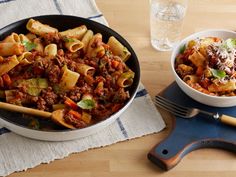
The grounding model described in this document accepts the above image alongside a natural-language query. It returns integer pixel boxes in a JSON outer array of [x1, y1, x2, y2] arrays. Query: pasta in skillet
[[175, 37, 236, 96], [0, 19, 135, 129]]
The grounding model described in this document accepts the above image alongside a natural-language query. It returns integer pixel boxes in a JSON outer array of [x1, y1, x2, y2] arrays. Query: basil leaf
[[77, 99, 96, 110], [179, 44, 186, 54], [223, 38, 236, 49], [22, 41, 37, 51], [210, 69, 226, 79], [63, 37, 75, 43]]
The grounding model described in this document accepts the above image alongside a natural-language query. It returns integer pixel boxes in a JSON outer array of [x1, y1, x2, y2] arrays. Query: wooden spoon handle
[[0, 102, 52, 118]]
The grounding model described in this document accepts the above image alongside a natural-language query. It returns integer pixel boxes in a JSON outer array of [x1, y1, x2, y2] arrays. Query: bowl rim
[[0, 14, 141, 133], [171, 29, 236, 100]]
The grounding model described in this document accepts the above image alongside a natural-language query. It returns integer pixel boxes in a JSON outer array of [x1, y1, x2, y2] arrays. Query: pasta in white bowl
[[171, 29, 236, 107]]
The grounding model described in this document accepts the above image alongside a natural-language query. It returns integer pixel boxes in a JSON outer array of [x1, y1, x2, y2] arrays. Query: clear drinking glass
[[150, 0, 188, 51]]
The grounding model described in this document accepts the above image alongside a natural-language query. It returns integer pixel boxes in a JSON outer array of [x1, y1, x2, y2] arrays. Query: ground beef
[[64, 113, 87, 128], [79, 82, 93, 93], [176, 64, 194, 78], [91, 107, 111, 120], [42, 87, 58, 105], [32, 65, 44, 77], [63, 57, 78, 71], [55, 55, 65, 67], [37, 87, 58, 111], [67, 87, 81, 102], [37, 97, 47, 110], [84, 57, 99, 68], [42, 33, 63, 48], [112, 88, 129, 103], [27, 95, 39, 103], [46, 64, 61, 83]]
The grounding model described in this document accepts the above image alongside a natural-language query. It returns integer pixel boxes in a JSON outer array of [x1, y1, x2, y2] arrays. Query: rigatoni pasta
[[117, 71, 135, 88], [26, 19, 58, 36], [0, 42, 24, 56], [59, 67, 80, 91], [17, 51, 32, 62], [59, 25, 87, 39], [76, 63, 95, 76], [0, 55, 19, 76], [44, 44, 57, 57], [86, 33, 103, 58], [81, 30, 93, 53], [0, 18, 135, 129], [33, 38, 44, 52], [3, 33, 20, 43], [107, 36, 131, 62], [64, 38, 84, 52], [19, 34, 30, 43]]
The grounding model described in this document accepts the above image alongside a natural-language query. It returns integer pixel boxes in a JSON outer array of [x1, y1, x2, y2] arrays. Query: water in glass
[[150, 0, 187, 51]]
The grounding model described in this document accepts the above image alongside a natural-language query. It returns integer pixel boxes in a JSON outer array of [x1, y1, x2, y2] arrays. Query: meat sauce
[[0, 28, 134, 129]]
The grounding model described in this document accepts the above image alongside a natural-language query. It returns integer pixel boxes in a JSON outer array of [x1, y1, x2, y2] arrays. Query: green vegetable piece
[[17, 78, 48, 88], [179, 45, 186, 54], [27, 87, 41, 96], [38, 78, 48, 88], [77, 99, 96, 110], [210, 69, 226, 79], [16, 78, 48, 96], [22, 41, 37, 51], [53, 84, 61, 94], [225, 38, 236, 49], [63, 37, 75, 43]]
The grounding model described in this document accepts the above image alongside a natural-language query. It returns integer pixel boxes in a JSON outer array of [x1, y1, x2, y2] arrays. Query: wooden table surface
[[10, 0, 236, 176]]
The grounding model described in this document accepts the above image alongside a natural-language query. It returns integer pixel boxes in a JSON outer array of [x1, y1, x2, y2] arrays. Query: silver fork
[[155, 95, 236, 127]]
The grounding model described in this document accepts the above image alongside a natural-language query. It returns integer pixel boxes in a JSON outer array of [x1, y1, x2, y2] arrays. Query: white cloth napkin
[[0, 0, 165, 176]]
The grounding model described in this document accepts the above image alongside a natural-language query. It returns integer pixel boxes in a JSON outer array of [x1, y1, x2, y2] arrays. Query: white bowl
[[171, 29, 236, 107]]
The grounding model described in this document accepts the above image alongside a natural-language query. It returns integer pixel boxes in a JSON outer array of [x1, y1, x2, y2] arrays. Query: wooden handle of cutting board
[[147, 137, 236, 170]]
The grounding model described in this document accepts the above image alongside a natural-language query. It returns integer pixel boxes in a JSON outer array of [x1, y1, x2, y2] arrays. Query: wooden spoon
[[0, 102, 75, 129]]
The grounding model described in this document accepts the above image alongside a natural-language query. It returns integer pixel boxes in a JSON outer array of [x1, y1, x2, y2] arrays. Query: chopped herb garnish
[[22, 41, 37, 51], [77, 99, 96, 110], [210, 68, 226, 79], [63, 37, 75, 43], [223, 38, 236, 49], [179, 45, 186, 54]]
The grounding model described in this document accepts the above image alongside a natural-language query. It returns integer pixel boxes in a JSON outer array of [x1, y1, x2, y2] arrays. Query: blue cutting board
[[148, 82, 236, 170]]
